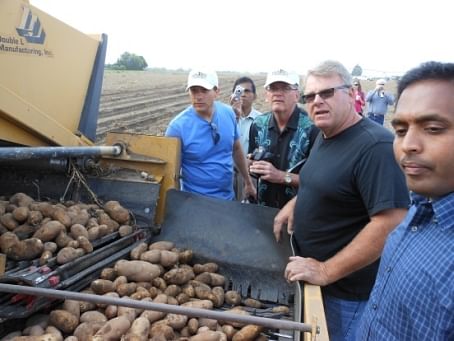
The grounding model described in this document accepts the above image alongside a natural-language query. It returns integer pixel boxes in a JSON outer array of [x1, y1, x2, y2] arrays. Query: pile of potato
[[0, 240, 290, 341], [0, 193, 134, 265]]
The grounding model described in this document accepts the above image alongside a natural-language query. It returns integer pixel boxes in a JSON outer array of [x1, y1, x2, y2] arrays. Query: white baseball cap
[[376, 79, 386, 86], [186, 69, 218, 91], [264, 69, 300, 88]]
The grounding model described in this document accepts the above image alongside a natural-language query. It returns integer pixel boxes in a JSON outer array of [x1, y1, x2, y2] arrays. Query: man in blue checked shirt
[[357, 61, 454, 340]]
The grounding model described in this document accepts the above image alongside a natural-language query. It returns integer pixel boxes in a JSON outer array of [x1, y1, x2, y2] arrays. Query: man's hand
[[249, 160, 283, 183], [284, 256, 331, 286], [273, 197, 296, 242], [243, 177, 257, 201], [230, 96, 243, 120]]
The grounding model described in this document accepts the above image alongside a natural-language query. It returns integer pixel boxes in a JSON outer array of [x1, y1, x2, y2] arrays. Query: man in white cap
[[165, 68, 256, 201], [248, 69, 317, 208], [365, 79, 395, 125]]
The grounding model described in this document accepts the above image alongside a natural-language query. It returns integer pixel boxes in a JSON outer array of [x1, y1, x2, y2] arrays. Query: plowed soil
[[96, 70, 267, 143]]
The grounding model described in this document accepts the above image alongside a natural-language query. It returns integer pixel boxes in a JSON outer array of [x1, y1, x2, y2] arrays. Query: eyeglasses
[[210, 122, 220, 145], [265, 84, 299, 92], [302, 84, 351, 104]]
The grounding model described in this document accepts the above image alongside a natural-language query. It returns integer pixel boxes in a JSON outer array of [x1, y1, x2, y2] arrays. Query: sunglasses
[[210, 122, 220, 145], [353, 83, 359, 86], [265, 84, 299, 92], [302, 84, 351, 104]]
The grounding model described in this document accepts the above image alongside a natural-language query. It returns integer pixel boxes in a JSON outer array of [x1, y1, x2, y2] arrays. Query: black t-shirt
[[293, 118, 409, 300]]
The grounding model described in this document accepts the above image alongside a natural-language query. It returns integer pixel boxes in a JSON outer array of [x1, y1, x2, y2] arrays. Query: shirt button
[[386, 267, 392, 273], [372, 303, 378, 310], [411, 225, 418, 232]]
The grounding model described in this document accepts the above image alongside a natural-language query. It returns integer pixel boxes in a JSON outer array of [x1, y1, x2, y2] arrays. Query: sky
[[31, 0, 453, 77]]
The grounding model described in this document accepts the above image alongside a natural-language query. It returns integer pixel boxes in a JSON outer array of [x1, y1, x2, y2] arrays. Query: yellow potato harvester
[[0, 1, 328, 339]]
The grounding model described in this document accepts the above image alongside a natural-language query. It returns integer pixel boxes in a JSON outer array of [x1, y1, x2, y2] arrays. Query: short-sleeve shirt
[[293, 118, 410, 300], [248, 106, 315, 208], [165, 101, 239, 200]]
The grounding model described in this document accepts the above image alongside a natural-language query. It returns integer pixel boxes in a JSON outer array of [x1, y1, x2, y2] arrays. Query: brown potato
[[242, 298, 262, 309], [182, 300, 213, 310], [159, 250, 179, 267], [190, 330, 226, 341], [77, 236, 93, 253], [178, 249, 193, 264], [91, 279, 115, 295], [80, 311, 107, 324], [51, 207, 71, 227], [27, 210, 44, 226], [70, 224, 89, 240], [130, 242, 148, 260], [49, 310, 79, 334], [119, 224, 134, 237], [115, 260, 161, 282], [232, 325, 262, 341], [224, 291, 242, 306], [148, 240, 174, 251], [55, 231, 73, 248], [92, 316, 131, 341], [140, 249, 161, 263], [62, 299, 81, 318], [73, 321, 104, 341], [12, 206, 29, 223], [0, 212, 18, 230], [9, 192, 34, 207], [117, 282, 138, 297], [163, 267, 195, 285], [100, 267, 117, 281], [56, 247, 79, 264], [193, 263, 219, 274], [123, 316, 150, 341], [104, 201, 130, 224]]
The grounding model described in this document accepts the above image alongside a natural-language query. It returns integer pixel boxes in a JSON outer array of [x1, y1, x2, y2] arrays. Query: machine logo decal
[[16, 6, 46, 44]]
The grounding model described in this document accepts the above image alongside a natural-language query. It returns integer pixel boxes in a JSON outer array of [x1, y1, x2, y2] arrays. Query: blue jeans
[[367, 113, 385, 125], [323, 294, 367, 341]]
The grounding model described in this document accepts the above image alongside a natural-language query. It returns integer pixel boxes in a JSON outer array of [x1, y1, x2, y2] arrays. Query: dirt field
[[96, 70, 395, 143], [96, 70, 267, 143]]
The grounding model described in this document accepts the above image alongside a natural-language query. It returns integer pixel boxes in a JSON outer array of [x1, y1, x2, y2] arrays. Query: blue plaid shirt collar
[[410, 191, 454, 231]]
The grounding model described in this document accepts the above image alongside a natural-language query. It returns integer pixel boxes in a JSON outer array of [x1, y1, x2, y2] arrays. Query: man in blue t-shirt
[[165, 69, 256, 201]]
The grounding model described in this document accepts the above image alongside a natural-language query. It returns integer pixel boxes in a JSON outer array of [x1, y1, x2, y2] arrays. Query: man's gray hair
[[305, 60, 352, 86]]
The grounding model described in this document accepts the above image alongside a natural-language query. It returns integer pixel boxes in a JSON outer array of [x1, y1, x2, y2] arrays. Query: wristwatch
[[284, 172, 292, 185]]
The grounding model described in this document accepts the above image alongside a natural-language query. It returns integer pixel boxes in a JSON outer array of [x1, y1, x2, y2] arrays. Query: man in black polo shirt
[[273, 61, 409, 341], [248, 69, 317, 208]]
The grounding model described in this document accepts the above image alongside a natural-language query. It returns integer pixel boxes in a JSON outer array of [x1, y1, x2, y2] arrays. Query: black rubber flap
[[157, 189, 294, 305]]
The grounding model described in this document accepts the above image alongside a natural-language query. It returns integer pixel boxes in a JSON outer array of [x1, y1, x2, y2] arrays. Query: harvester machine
[[0, 1, 328, 339]]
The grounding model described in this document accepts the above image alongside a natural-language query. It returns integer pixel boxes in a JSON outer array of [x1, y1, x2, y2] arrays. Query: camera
[[231, 85, 245, 102], [249, 146, 274, 178]]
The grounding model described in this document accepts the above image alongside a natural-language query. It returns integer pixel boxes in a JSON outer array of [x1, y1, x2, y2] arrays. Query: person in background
[[248, 69, 317, 208], [274, 60, 409, 341], [366, 78, 395, 125], [165, 68, 256, 201], [353, 78, 366, 116], [230, 77, 262, 201], [357, 61, 454, 341]]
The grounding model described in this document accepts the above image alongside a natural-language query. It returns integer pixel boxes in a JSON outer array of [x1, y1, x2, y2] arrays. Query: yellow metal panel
[[104, 132, 181, 225], [0, 85, 91, 146], [304, 284, 329, 341], [0, 0, 99, 146]]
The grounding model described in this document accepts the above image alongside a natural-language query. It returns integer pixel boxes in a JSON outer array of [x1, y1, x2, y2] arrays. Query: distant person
[[248, 69, 317, 208], [165, 68, 256, 201], [357, 61, 454, 340], [274, 60, 409, 341], [229, 77, 262, 201], [353, 78, 366, 115], [366, 79, 394, 125]]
